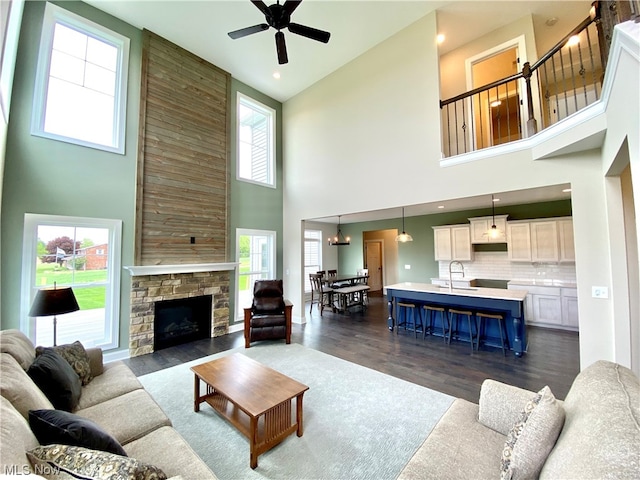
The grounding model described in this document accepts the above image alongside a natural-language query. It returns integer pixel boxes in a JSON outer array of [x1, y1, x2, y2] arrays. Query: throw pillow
[[27, 349, 82, 412], [500, 385, 565, 480], [37, 341, 93, 385], [27, 444, 167, 480], [29, 409, 127, 456]]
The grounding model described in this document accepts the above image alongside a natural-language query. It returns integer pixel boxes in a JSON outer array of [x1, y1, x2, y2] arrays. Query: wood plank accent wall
[[136, 30, 230, 265]]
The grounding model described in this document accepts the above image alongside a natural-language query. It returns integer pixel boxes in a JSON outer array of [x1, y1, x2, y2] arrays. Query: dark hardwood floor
[[124, 293, 580, 403]]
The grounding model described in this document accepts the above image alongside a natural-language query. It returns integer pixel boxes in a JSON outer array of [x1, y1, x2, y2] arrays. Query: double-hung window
[[237, 93, 275, 187], [304, 230, 322, 293], [31, 2, 129, 154]]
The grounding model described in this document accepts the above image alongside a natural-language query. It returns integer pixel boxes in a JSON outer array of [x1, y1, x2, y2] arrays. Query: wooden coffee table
[[191, 353, 309, 469]]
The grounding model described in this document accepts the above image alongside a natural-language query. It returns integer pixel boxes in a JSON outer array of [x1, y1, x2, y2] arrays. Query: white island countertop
[[384, 282, 528, 302]]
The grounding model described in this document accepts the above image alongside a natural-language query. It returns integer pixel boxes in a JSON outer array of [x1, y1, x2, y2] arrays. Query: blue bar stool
[[447, 308, 477, 354], [396, 301, 422, 338], [422, 305, 448, 342], [476, 311, 510, 356]]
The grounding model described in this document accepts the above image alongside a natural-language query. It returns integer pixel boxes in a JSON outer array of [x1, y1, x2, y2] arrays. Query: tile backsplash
[[437, 251, 577, 283]]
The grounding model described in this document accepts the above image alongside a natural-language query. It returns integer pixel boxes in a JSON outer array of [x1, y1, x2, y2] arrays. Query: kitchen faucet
[[448, 260, 465, 292]]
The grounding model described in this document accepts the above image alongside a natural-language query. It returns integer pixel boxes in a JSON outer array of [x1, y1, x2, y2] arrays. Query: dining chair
[[309, 273, 334, 315]]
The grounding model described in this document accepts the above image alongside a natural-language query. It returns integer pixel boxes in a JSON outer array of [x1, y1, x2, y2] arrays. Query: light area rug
[[138, 343, 454, 480]]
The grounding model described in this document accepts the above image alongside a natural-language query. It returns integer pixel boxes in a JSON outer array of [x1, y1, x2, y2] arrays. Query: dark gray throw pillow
[[27, 348, 81, 412], [29, 409, 127, 456]]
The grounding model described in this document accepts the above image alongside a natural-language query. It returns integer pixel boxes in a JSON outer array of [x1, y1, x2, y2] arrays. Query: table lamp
[[28, 282, 79, 346]]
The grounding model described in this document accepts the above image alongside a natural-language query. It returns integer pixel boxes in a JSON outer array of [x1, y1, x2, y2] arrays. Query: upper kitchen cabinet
[[507, 217, 575, 263], [469, 215, 509, 243], [433, 225, 473, 261]]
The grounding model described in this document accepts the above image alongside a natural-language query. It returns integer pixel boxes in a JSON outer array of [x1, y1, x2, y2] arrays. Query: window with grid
[[237, 93, 275, 187], [304, 230, 322, 293], [31, 2, 129, 153]]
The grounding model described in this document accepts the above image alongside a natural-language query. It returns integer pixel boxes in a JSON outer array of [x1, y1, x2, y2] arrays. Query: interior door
[[365, 241, 383, 292]]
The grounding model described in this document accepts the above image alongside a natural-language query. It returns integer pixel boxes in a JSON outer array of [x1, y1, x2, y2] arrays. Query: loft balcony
[[439, 1, 639, 160]]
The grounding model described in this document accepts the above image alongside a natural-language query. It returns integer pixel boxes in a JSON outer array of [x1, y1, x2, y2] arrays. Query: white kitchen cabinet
[[508, 282, 578, 331], [561, 288, 579, 328], [433, 225, 473, 261], [558, 218, 575, 262], [507, 222, 532, 261], [469, 215, 508, 243], [530, 221, 559, 262]]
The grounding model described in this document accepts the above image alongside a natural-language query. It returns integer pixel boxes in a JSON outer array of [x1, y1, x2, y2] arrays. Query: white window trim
[[304, 229, 323, 294], [236, 92, 276, 188], [235, 228, 276, 321], [1, 0, 25, 122], [30, 2, 130, 154], [20, 214, 122, 350]]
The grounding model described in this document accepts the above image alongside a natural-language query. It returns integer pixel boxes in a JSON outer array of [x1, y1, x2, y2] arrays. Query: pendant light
[[328, 215, 350, 246], [487, 194, 501, 239], [395, 207, 413, 243]]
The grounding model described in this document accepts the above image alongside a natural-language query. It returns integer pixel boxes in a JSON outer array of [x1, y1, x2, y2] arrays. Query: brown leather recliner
[[243, 279, 292, 348]]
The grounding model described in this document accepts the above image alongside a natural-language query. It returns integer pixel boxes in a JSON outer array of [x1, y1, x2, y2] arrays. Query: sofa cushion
[[76, 389, 171, 445], [37, 341, 93, 385], [0, 353, 54, 419], [27, 349, 82, 412], [398, 398, 505, 479], [479, 379, 538, 436], [500, 386, 565, 480], [29, 409, 127, 456], [0, 329, 36, 370], [27, 444, 167, 480], [75, 361, 142, 410], [540, 360, 640, 479], [124, 426, 217, 479], [0, 396, 40, 475]]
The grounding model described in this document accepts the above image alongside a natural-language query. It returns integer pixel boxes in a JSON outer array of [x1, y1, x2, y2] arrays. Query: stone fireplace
[[124, 263, 237, 357]]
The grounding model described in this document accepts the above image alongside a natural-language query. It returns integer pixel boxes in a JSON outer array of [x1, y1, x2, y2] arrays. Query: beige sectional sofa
[[399, 359, 640, 479], [0, 329, 216, 479]]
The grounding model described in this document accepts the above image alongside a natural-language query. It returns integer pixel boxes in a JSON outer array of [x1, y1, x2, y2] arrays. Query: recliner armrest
[[478, 379, 536, 435], [85, 347, 104, 377]]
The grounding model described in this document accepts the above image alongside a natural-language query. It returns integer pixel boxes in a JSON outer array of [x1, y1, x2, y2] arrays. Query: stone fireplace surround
[[124, 263, 237, 357]]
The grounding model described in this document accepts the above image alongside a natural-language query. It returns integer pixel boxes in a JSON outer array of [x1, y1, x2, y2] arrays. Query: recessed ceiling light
[[562, 188, 572, 193], [437, 205, 445, 209], [545, 17, 558, 27], [273, 71, 281, 79], [492, 197, 500, 202], [490, 100, 502, 108], [437, 34, 445, 44]]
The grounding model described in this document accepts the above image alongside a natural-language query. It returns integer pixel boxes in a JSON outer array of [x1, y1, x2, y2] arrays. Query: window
[[236, 229, 275, 320], [21, 214, 122, 349], [31, 2, 129, 154], [304, 230, 322, 293], [237, 93, 275, 187]]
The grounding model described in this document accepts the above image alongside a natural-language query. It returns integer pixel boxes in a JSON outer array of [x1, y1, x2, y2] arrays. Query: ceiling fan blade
[[250, 0, 270, 16], [282, 0, 303, 16], [288, 23, 330, 43], [275, 31, 288, 65], [228, 24, 269, 39]]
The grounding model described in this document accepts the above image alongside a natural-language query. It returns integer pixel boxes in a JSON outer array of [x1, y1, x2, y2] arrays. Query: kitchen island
[[385, 282, 529, 357]]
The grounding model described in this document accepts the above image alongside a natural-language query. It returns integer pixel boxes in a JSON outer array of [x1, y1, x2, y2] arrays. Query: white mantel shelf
[[123, 262, 239, 276]]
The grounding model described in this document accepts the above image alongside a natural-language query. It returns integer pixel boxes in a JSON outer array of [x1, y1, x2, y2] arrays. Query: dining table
[[322, 273, 370, 313], [322, 273, 369, 287]]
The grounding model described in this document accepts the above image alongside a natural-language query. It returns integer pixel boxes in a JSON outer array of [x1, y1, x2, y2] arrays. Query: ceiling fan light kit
[[228, 0, 331, 65]]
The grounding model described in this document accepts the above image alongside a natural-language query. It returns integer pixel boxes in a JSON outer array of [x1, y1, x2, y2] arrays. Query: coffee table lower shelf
[[199, 386, 301, 468]]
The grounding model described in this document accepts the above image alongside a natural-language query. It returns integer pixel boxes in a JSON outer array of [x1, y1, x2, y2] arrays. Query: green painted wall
[[1, 2, 284, 340], [229, 78, 283, 323], [1, 1, 141, 351], [338, 199, 573, 283]]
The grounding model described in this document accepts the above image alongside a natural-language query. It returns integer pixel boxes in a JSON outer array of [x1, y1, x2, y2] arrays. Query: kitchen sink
[[439, 286, 478, 291]]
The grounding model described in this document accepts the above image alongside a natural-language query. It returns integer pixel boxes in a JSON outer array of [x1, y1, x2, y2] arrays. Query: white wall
[[283, 14, 639, 370]]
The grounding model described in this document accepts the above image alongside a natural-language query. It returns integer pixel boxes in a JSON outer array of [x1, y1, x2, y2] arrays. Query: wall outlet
[[405, 264, 411, 270], [592, 286, 609, 298]]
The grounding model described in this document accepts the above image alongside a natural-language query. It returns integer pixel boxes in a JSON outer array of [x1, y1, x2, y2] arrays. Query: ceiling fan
[[228, 0, 331, 65]]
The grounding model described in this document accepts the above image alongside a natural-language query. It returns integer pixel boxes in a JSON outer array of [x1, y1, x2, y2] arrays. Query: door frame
[[464, 35, 528, 148], [364, 239, 385, 292]]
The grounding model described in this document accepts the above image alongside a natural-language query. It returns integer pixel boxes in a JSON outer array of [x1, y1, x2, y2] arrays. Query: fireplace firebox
[[153, 295, 212, 350]]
